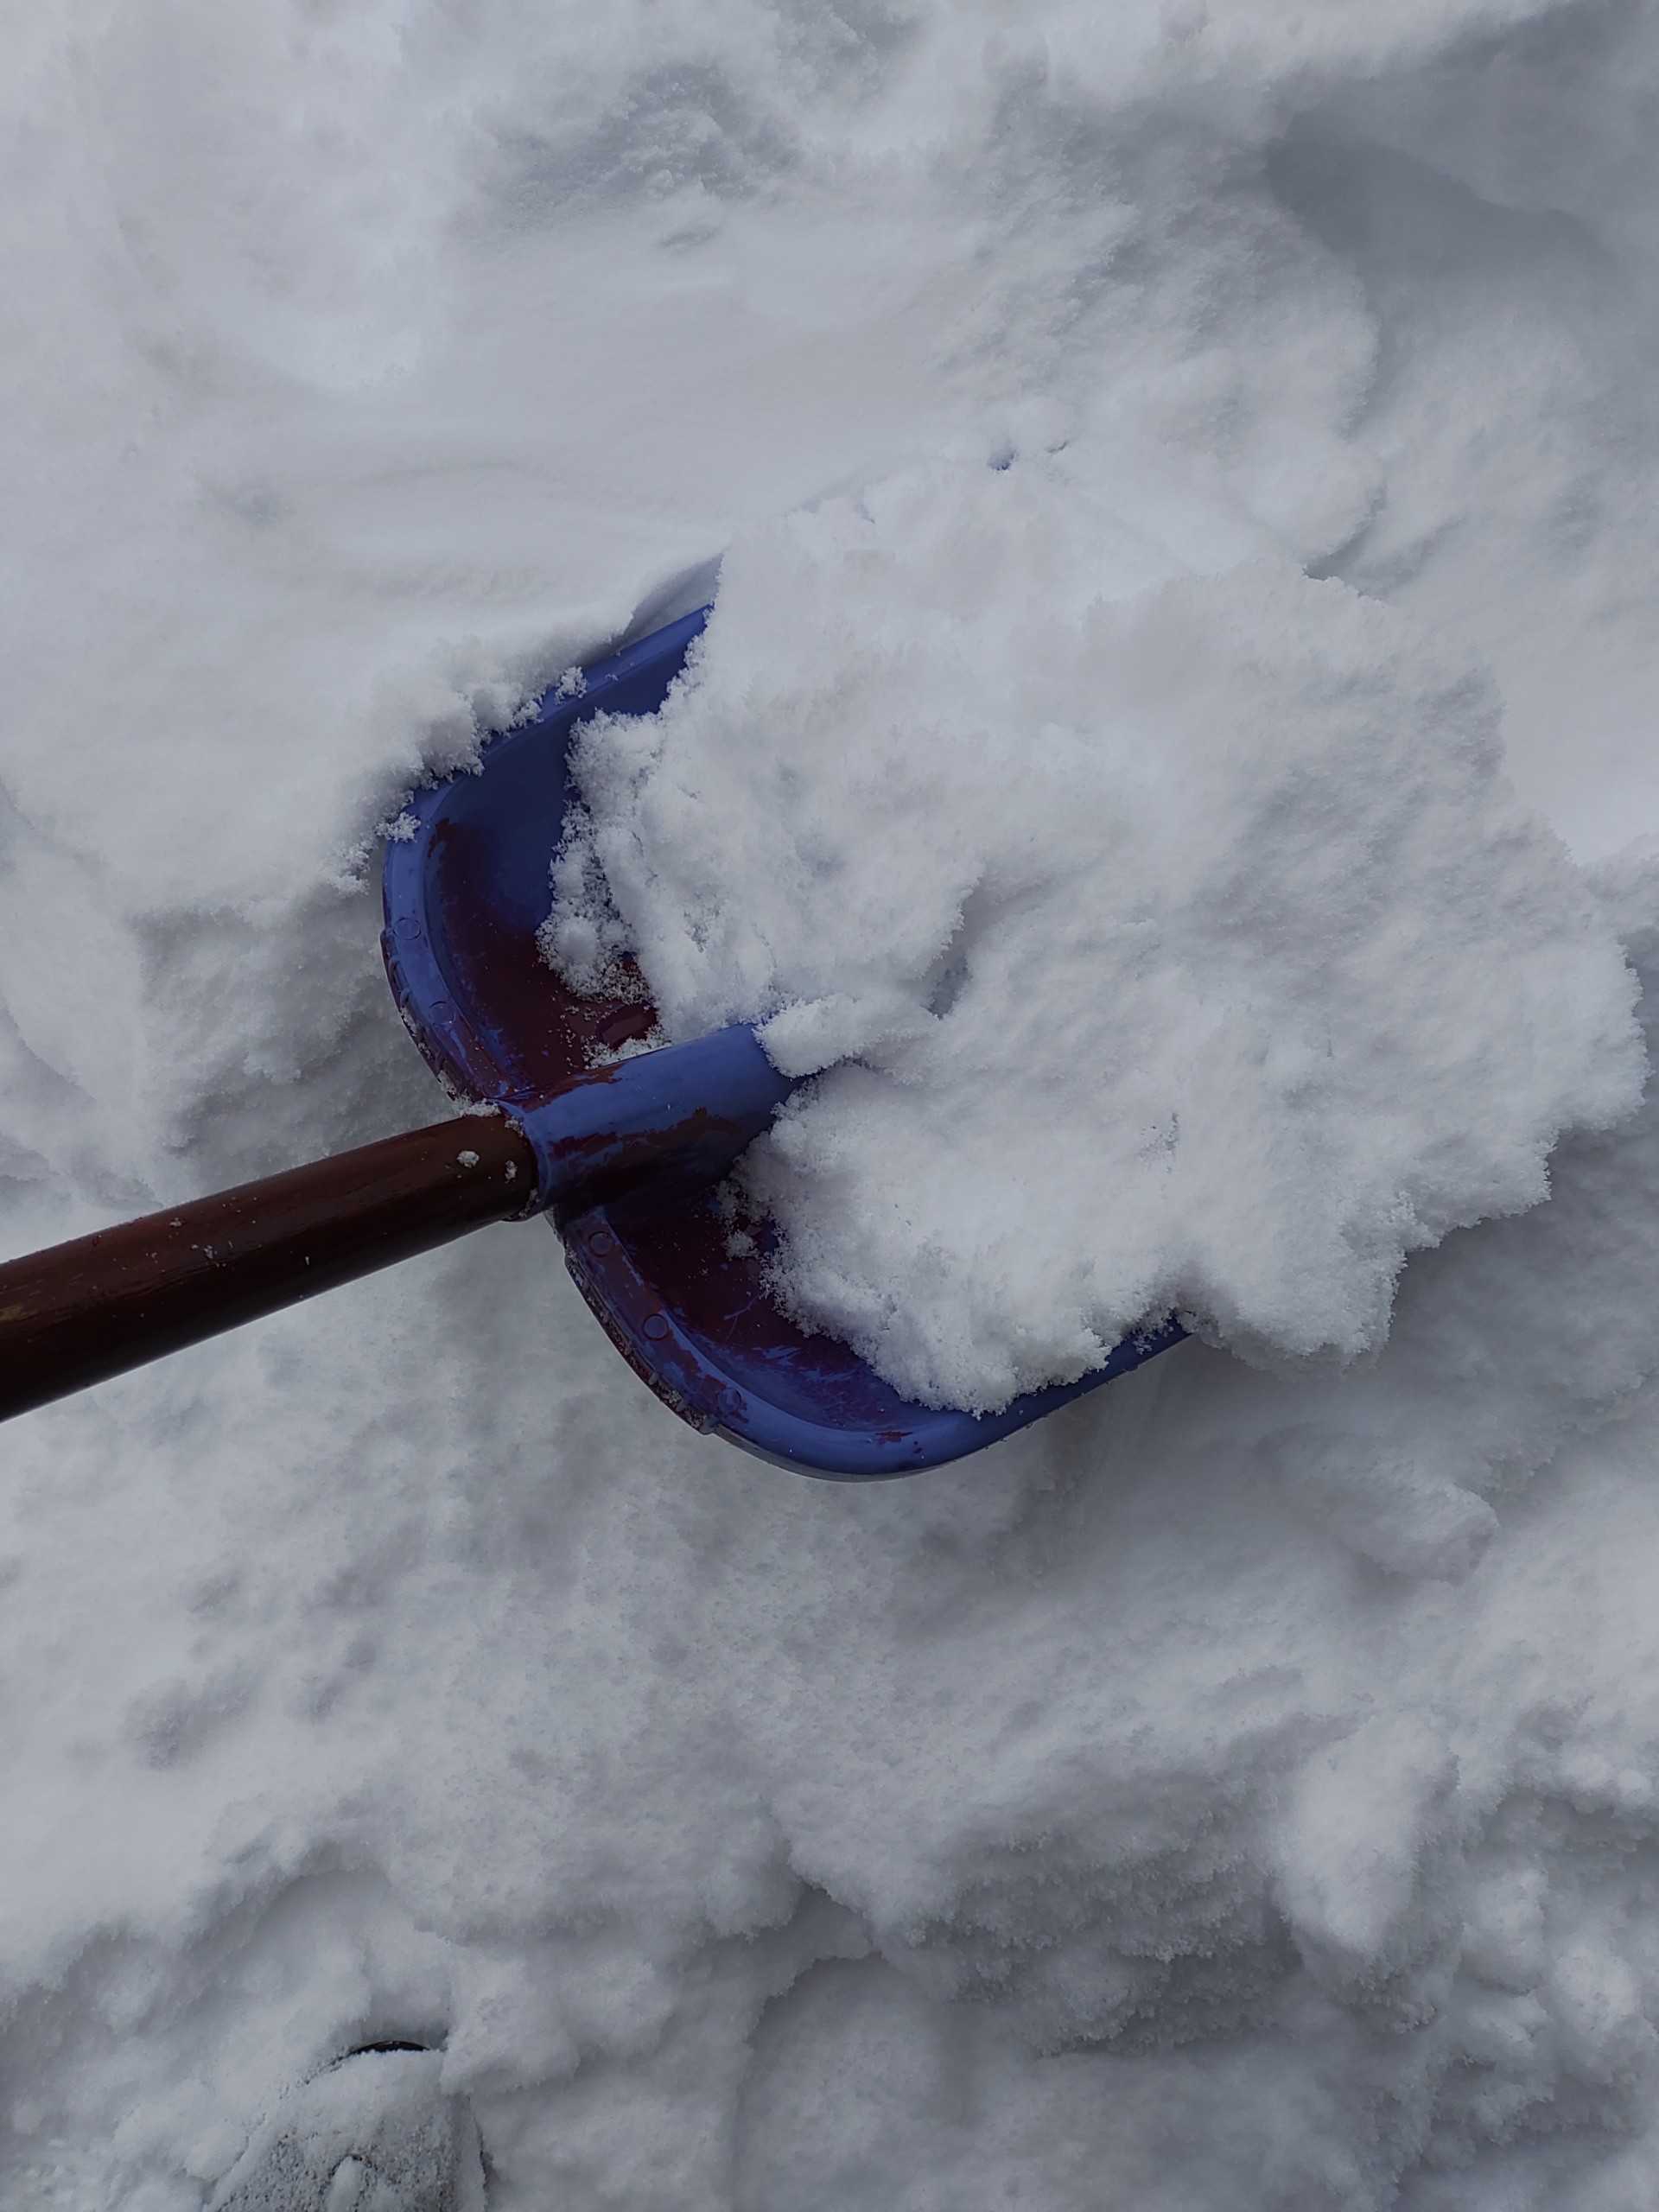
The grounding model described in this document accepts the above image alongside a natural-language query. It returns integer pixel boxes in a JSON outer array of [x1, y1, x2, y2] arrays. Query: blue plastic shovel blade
[[381, 611, 1185, 1478]]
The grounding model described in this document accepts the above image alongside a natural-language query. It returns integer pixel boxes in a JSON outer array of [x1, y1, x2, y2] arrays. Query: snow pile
[[547, 467, 1643, 1405], [7, 1, 1659, 2209]]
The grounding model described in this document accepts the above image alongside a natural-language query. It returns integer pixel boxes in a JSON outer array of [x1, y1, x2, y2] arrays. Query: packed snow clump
[[546, 466, 1643, 1407]]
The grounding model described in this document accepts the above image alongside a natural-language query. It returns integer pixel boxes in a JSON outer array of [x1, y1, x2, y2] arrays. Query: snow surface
[[7, 3, 1659, 2209], [544, 474, 1643, 1408]]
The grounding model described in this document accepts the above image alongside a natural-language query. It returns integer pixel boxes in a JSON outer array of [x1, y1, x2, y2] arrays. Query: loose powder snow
[[545, 467, 1643, 1408], [12, 1, 1659, 2207]]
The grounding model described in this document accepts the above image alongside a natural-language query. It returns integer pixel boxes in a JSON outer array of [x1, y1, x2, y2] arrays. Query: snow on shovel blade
[[382, 610, 1185, 1479]]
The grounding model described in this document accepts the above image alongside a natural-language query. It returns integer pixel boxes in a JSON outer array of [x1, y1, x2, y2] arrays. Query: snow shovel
[[0, 610, 1184, 1474]]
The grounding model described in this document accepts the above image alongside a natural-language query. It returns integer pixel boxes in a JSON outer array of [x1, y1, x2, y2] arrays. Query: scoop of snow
[[544, 461, 1644, 1409]]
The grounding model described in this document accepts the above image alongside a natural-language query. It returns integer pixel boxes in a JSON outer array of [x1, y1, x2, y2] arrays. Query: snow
[[544, 472, 1643, 1407], [207, 2047, 483, 2212], [6, 3, 1659, 2209]]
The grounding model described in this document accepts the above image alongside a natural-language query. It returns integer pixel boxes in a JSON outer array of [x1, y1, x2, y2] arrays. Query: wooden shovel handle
[[0, 1115, 537, 1422]]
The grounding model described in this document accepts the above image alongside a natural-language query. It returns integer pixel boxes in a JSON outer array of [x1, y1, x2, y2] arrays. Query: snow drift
[[5, 1, 1659, 2207]]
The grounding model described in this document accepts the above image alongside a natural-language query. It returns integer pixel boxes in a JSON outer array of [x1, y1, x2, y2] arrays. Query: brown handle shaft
[[0, 1115, 537, 1421]]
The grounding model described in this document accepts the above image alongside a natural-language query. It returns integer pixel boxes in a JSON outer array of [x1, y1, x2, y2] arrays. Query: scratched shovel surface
[[0, 610, 1184, 1472]]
